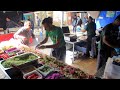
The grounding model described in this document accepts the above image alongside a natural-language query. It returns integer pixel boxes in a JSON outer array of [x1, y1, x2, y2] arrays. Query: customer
[[18, 20, 24, 26], [72, 15, 78, 33], [6, 17, 20, 33], [14, 20, 35, 46], [76, 19, 84, 32], [83, 14, 88, 25], [36, 17, 66, 61], [97, 15, 120, 70], [81, 16, 96, 58]]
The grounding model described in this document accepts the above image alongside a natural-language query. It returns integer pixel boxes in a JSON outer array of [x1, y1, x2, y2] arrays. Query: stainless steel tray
[[0, 52, 40, 71]]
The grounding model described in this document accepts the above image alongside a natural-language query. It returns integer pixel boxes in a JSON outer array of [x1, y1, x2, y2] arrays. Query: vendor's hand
[[35, 43, 41, 49], [37, 45, 46, 49]]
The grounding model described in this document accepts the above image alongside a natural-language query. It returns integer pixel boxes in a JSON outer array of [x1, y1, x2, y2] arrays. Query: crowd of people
[[72, 13, 120, 71], [2, 13, 120, 72]]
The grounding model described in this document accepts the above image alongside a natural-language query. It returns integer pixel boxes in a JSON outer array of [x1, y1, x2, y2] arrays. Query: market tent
[[86, 11, 100, 19]]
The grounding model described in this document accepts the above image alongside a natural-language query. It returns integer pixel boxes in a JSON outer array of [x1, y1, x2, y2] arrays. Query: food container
[[23, 70, 42, 79], [45, 71, 68, 79], [0, 53, 9, 60], [0, 45, 14, 51], [45, 71, 62, 79], [16, 51, 25, 55], [0, 69, 6, 79], [5, 48, 21, 57], [0, 49, 4, 54], [21, 65, 36, 74], [33, 63, 43, 68], [4, 47, 20, 53], [0, 58, 3, 61], [37, 65, 54, 77], [0, 52, 40, 70]]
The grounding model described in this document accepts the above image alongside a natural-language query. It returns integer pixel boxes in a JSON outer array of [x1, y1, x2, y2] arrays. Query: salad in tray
[[37, 65, 54, 76], [1, 53, 39, 68]]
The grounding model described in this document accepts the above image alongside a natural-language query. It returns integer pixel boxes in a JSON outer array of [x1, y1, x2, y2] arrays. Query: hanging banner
[[106, 11, 115, 17], [23, 12, 34, 21]]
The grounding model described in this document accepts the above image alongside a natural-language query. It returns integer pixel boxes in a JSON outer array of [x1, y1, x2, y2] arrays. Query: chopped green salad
[[2, 53, 38, 68]]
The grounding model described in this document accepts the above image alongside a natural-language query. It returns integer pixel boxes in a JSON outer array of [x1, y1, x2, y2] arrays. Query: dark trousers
[[51, 46, 66, 61], [97, 49, 107, 70], [86, 36, 93, 56], [97, 48, 116, 71]]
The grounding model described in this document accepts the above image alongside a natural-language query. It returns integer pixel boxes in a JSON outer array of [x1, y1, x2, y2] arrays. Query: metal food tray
[[0, 52, 40, 71], [0, 63, 11, 79]]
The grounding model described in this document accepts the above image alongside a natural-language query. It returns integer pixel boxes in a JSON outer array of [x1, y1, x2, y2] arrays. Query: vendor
[[80, 16, 96, 58], [97, 15, 120, 70], [13, 20, 35, 46], [6, 17, 20, 33], [36, 17, 66, 61]]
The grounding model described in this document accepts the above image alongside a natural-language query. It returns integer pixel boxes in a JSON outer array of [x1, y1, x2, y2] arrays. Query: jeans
[[51, 46, 66, 61]]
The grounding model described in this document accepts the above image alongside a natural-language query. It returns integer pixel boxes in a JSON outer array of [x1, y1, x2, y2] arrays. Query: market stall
[[0, 40, 94, 79]]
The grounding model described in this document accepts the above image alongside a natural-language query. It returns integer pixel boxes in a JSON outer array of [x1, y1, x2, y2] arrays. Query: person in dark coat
[[97, 15, 120, 70]]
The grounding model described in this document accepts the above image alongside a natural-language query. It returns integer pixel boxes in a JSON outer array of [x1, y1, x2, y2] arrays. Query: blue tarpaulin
[[96, 11, 120, 29]]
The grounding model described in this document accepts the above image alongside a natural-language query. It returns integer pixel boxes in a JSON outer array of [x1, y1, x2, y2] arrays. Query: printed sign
[[106, 11, 115, 17]]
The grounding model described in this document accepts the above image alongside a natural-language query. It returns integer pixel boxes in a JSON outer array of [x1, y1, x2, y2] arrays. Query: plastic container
[[0, 53, 9, 60], [21, 65, 36, 74], [45, 71, 64, 79], [23, 70, 42, 79], [37, 65, 54, 77], [4, 47, 19, 53], [5, 48, 21, 57], [0, 49, 4, 54]]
